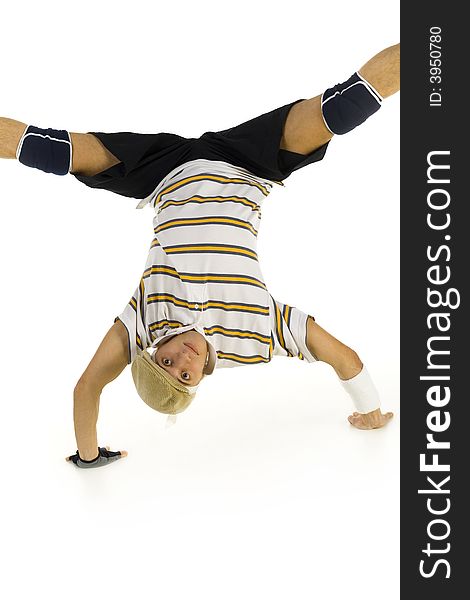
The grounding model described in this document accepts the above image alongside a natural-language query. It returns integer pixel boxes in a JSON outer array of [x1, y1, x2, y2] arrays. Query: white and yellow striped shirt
[[115, 159, 316, 368]]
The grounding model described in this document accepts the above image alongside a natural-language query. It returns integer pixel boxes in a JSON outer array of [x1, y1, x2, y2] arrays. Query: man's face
[[152, 330, 208, 386]]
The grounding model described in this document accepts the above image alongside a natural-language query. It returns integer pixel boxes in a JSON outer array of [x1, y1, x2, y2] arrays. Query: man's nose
[[178, 348, 193, 362]]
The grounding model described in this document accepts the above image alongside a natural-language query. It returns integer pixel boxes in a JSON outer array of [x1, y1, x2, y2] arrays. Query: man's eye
[[181, 372, 190, 381], [162, 358, 171, 366]]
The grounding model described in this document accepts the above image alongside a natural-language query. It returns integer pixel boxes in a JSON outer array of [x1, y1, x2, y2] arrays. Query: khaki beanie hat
[[131, 350, 196, 415]]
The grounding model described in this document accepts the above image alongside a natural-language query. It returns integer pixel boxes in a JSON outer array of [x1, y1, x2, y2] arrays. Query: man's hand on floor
[[348, 408, 394, 430], [66, 446, 128, 468]]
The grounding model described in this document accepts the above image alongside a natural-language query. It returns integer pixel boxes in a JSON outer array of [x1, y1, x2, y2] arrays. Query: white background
[[0, 1, 399, 598]]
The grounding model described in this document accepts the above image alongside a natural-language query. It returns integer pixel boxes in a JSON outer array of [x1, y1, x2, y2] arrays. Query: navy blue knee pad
[[321, 72, 383, 135], [16, 125, 72, 175]]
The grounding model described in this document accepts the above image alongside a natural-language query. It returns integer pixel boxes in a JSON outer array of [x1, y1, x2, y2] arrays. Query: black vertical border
[[401, 4, 466, 597]]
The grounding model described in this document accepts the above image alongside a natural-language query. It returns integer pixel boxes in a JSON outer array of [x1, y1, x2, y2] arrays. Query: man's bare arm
[[73, 320, 129, 460], [305, 318, 393, 429]]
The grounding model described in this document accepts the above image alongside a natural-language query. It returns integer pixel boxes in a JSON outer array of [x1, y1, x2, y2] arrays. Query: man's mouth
[[184, 343, 199, 355]]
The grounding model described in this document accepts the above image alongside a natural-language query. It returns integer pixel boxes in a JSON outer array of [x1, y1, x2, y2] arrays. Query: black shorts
[[73, 99, 330, 200]]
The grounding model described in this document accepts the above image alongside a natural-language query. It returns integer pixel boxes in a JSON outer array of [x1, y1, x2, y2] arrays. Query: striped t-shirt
[[115, 158, 316, 368]]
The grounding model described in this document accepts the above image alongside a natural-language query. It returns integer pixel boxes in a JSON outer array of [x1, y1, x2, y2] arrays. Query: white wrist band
[[340, 365, 381, 414]]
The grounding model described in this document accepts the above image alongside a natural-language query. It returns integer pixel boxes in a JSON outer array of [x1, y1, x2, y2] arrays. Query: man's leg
[[280, 43, 400, 155], [0, 116, 120, 176]]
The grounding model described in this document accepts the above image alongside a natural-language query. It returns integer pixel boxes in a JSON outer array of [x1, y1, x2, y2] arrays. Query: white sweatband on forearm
[[339, 365, 381, 414]]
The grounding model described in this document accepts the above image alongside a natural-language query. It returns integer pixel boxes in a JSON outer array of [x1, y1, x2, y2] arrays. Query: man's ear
[[202, 352, 210, 374]]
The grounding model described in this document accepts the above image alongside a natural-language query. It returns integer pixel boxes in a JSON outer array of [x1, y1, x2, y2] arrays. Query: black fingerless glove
[[69, 447, 123, 469]]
